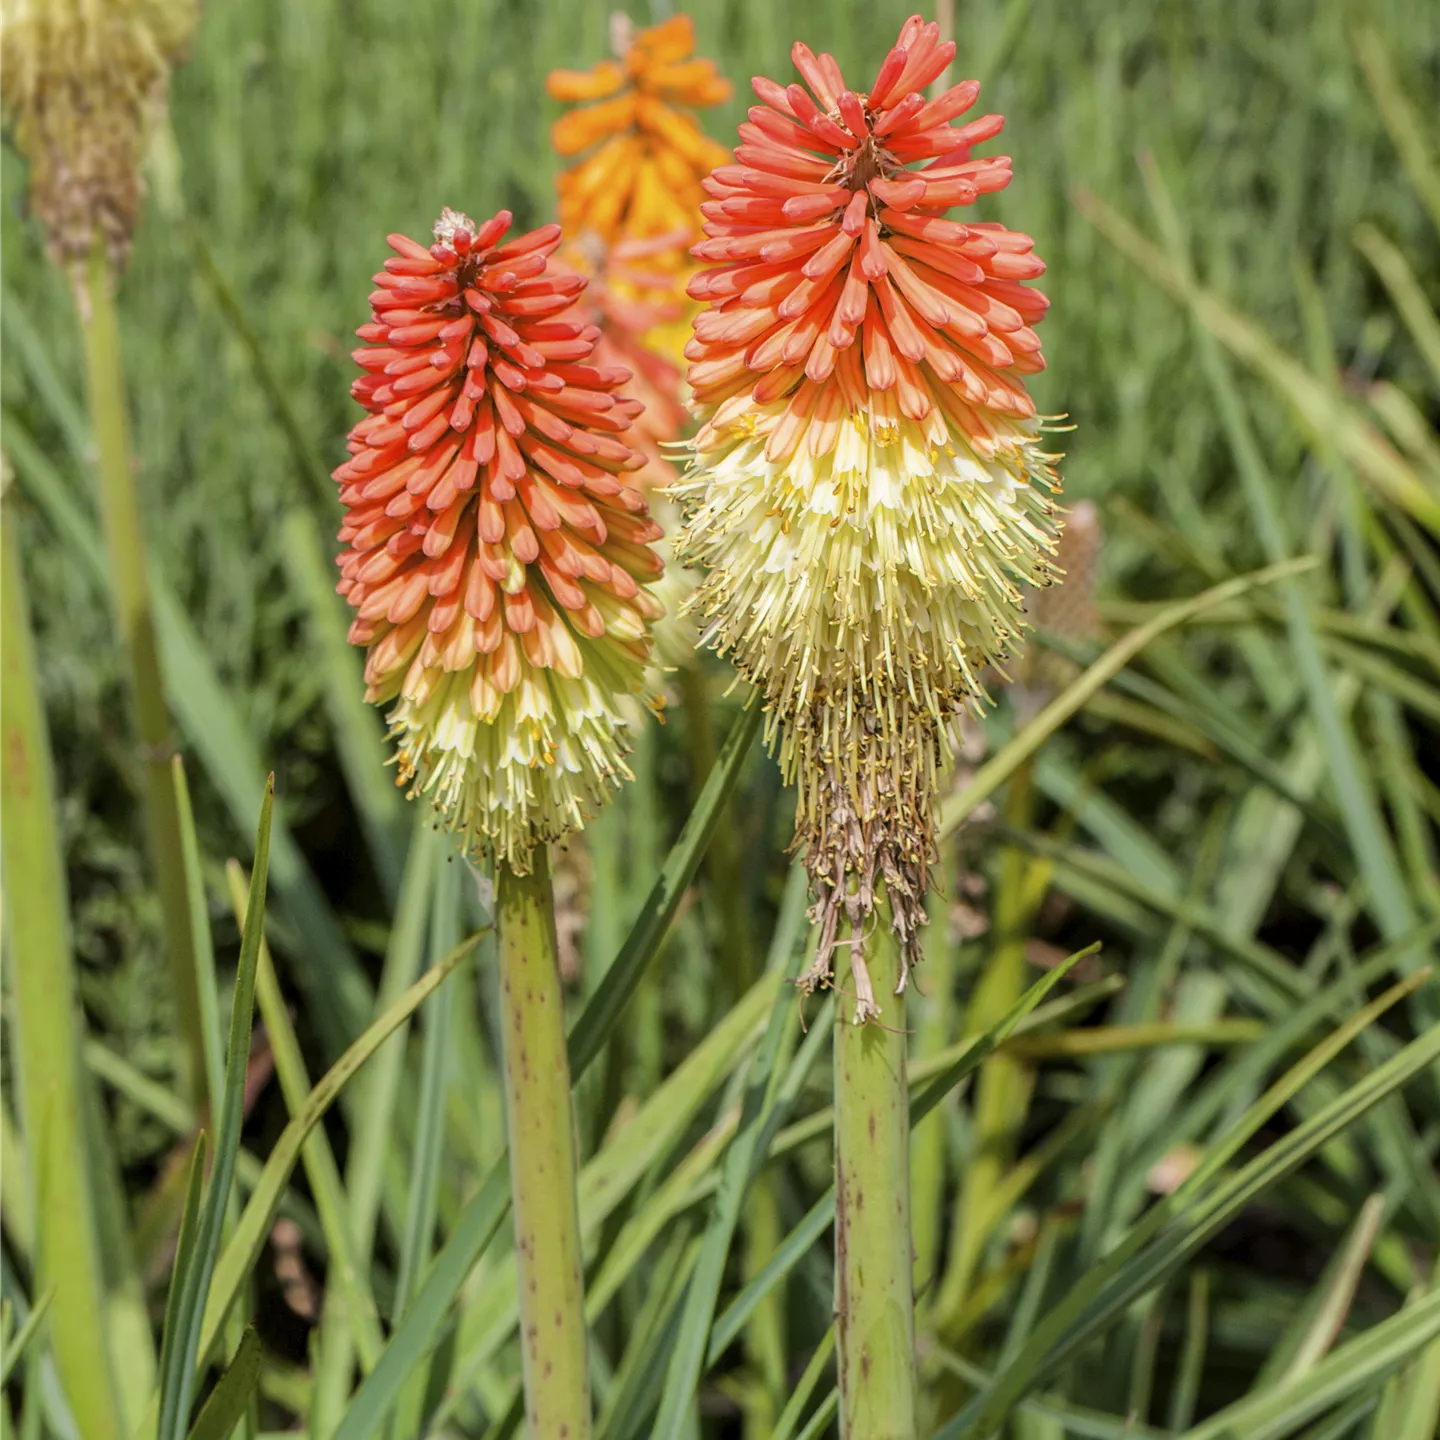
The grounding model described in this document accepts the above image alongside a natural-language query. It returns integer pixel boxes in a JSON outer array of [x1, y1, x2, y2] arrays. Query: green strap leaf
[[183, 1328, 261, 1440]]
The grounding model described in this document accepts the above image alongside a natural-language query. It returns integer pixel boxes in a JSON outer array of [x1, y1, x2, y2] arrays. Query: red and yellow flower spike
[[548, 14, 731, 247], [675, 16, 1064, 1011], [335, 207, 666, 872]]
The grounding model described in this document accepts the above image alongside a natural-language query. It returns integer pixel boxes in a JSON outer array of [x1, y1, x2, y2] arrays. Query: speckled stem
[[834, 899, 918, 1440], [497, 849, 591, 1440]]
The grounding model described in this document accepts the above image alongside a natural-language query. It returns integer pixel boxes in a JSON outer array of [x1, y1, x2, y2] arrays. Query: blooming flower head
[[1, 0, 197, 273], [335, 208, 665, 872], [674, 16, 1064, 1016]]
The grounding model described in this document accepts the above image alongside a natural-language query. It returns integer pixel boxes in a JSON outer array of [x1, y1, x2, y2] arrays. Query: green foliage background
[[2, 0, 1438, 1436]]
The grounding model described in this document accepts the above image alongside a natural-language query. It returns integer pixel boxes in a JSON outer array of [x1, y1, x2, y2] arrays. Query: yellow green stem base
[[497, 850, 592, 1439], [834, 907, 918, 1440]]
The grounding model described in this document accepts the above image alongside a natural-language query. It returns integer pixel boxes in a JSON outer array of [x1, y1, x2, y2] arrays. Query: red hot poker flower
[[335, 208, 665, 871], [674, 17, 1063, 1015], [686, 15, 1049, 462]]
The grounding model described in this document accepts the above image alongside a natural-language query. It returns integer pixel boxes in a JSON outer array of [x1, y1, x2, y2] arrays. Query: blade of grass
[[311, 815, 441, 1425], [697, 949, 1098, 1379], [223, 863, 386, 1372], [0, 494, 122, 1438], [946, 989, 1440, 1439], [570, 701, 764, 1071], [277, 509, 406, 902], [185, 1329, 262, 1440], [392, 848, 460, 1323], [156, 779, 274, 1440], [433, 973, 781, 1427], [1257, 1193, 1387, 1387], [1072, 188, 1439, 533], [80, 242, 208, 1112], [135, 928, 480, 1439], [940, 558, 1318, 838], [4, 413, 374, 1057], [1167, 1271, 1211, 1433], [1131, 155, 1425, 982], [1177, 1288, 1440, 1440], [155, 1138, 208, 1440], [772, 1330, 836, 1440], [171, 757, 224, 1120], [1351, 25, 1440, 234], [332, 701, 764, 1437], [652, 875, 806, 1434], [0, 1289, 54, 1388]]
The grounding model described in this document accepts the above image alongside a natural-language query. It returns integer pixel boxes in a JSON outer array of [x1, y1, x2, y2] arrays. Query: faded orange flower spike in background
[[548, 14, 732, 372], [675, 16, 1065, 1015], [548, 13, 731, 248], [335, 208, 666, 871]]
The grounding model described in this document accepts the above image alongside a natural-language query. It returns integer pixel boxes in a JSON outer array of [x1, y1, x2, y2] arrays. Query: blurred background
[[2, 0, 1438, 1435]]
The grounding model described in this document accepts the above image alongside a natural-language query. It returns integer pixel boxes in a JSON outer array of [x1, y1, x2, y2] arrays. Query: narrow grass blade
[[278, 509, 406, 902], [0, 1289, 54, 1388], [1258, 1192, 1387, 1387], [185, 1328, 262, 1440], [4, 414, 374, 1056], [0, 496, 122, 1437], [1076, 187, 1440, 532], [430, 975, 781, 1428], [156, 779, 274, 1440], [772, 1329, 836, 1440], [155, 1137, 208, 1432], [132, 929, 480, 1440], [948, 1009, 1440, 1439], [1352, 25, 1440, 234], [224, 862, 385, 1372], [701, 948, 1097, 1386], [940, 560, 1317, 837], [331, 702, 764, 1437], [569, 701, 763, 1072], [1177, 1288, 1440, 1440], [1167, 1270, 1211, 1433], [392, 852, 460, 1323], [171, 757, 224, 1120], [652, 950, 797, 1435]]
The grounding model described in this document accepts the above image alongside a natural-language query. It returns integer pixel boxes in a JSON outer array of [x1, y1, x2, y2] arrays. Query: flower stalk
[[80, 241, 208, 1112], [834, 900, 917, 1439], [496, 849, 592, 1439]]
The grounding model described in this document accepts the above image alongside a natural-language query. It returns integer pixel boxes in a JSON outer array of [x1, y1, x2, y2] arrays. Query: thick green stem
[[834, 906, 918, 1440], [497, 850, 591, 1439], [79, 245, 206, 1111], [1, 498, 123, 1438]]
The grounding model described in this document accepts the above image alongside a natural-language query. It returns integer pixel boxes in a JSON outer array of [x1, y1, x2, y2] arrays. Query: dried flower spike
[[335, 208, 666, 872], [1, 0, 197, 273], [676, 15, 1064, 1016]]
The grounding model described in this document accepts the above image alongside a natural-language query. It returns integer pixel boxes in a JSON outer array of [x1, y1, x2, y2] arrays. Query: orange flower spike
[[675, 16, 1065, 1011], [547, 13, 731, 245], [336, 207, 665, 872]]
